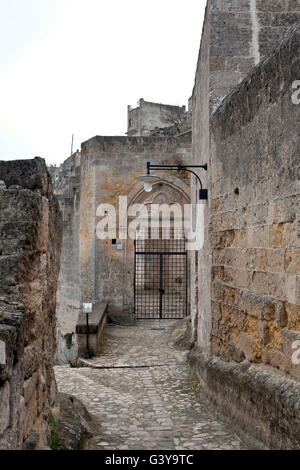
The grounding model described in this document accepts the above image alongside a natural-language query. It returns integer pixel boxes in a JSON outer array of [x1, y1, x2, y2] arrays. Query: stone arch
[[123, 176, 190, 313], [127, 174, 190, 207]]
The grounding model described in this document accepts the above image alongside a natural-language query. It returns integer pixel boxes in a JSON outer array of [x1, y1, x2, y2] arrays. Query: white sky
[[0, 0, 206, 165]]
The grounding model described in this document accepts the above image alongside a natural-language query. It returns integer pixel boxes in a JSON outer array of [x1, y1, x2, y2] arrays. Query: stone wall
[[127, 99, 186, 136], [0, 158, 62, 449], [191, 0, 300, 358], [49, 153, 81, 364], [190, 23, 300, 449], [208, 0, 300, 113], [80, 135, 192, 315], [209, 25, 300, 377]]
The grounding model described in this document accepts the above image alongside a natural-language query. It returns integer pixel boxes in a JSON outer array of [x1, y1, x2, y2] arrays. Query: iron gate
[[134, 237, 188, 319]]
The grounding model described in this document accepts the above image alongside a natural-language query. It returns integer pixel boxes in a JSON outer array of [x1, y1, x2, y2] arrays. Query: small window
[[111, 239, 117, 245]]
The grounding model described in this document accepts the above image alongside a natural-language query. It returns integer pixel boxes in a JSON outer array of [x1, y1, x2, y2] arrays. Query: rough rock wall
[[0, 158, 62, 449]]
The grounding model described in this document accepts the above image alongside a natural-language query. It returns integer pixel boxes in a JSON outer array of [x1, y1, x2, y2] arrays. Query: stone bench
[[76, 301, 108, 357]]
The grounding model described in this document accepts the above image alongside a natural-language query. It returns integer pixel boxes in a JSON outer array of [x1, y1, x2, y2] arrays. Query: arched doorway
[[127, 178, 190, 319]]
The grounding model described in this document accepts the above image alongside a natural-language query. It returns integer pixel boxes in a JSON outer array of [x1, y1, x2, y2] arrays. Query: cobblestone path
[[55, 320, 247, 450]]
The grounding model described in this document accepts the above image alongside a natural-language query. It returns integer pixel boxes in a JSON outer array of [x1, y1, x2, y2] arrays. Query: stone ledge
[[76, 302, 108, 334], [0, 157, 49, 196], [76, 302, 108, 357], [188, 346, 300, 450]]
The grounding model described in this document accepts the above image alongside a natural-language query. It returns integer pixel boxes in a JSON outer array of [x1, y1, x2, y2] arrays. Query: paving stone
[[55, 321, 248, 450]]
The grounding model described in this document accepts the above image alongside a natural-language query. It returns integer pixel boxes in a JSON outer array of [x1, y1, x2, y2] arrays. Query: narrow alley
[[55, 321, 248, 450]]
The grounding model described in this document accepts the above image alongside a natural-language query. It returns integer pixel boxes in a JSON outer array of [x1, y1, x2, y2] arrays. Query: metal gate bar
[[134, 237, 187, 320]]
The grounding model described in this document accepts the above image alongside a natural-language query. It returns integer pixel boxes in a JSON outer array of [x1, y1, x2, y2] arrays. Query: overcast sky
[[0, 0, 206, 165]]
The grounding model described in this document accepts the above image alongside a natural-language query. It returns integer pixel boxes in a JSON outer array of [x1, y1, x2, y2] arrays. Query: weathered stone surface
[[22, 430, 40, 450], [207, 25, 300, 369], [51, 392, 93, 450], [0, 340, 5, 365], [56, 329, 78, 366], [190, 3, 300, 451], [168, 317, 194, 351], [189, 346, 300, 450], [127, 98, 186, 137], [0, 382, 10, 436], [0, 158, 62, 449], [0, 157, 49, 196], [23, 372, 38, 405]]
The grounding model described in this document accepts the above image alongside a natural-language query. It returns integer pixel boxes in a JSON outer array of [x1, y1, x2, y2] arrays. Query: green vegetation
[[64, 332, 74, 350], [69, 362, 78, 368], [50, 418, 65, 451]]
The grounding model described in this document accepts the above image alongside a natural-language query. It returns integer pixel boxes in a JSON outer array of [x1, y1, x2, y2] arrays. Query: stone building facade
[[189, 0, 300, 449], [127, 99, 187, 136], [0, 158, 62, 449]]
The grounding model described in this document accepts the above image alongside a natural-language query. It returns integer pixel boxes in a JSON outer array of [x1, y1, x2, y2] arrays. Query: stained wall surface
[[0, 158, 62, 449]]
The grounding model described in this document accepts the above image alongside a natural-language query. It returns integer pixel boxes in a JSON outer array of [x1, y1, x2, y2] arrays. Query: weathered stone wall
[[0, 158, 62, 449], [209, 0, 300, 112], [49, 153, 81, 364], [127, 99, 186, 136], [80, 135, 192, 316], [210, 25, 300, 377], [190, 1, 211, 356], [191, 0, 300, 357], [190, 23, 300, 449]]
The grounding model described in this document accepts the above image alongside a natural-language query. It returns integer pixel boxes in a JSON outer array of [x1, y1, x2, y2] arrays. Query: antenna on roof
[[70, 134, 74, 157]]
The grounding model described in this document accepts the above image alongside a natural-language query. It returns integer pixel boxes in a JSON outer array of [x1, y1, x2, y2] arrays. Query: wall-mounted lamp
[[139, 162, 208, 200]]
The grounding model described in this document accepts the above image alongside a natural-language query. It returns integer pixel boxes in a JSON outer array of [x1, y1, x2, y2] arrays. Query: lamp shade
[[138, 174, 157, 193]]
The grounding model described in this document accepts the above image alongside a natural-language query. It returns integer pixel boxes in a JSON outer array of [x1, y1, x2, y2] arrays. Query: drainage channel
[[78, 362, 177, 370]]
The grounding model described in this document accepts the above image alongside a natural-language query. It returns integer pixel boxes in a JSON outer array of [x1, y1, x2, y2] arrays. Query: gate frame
[[134, 241, 188, 320]]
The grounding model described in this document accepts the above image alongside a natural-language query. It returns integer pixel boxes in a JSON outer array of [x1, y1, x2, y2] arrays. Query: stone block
[[267, 196, 296, 225], [250, 271, 286, 299], [275, 303, 288, 328], [23, 372, 38, 405], [0, 158, 49, 196], [285, 248, 300, 274], [0, 324, 17, 382], [258, 321, 270, 346], [240, 332, 260, 362], [0, 382, 10, 436], [266, 248, 285, 273], [22, 431, 40, 450], [235, 290, 276, 320], [269, 223, 293, 248], [286, 302, 300, 331], [0, 340, 6, 366], [23, 393, 38, 441], [246, 248, 267, 271]]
